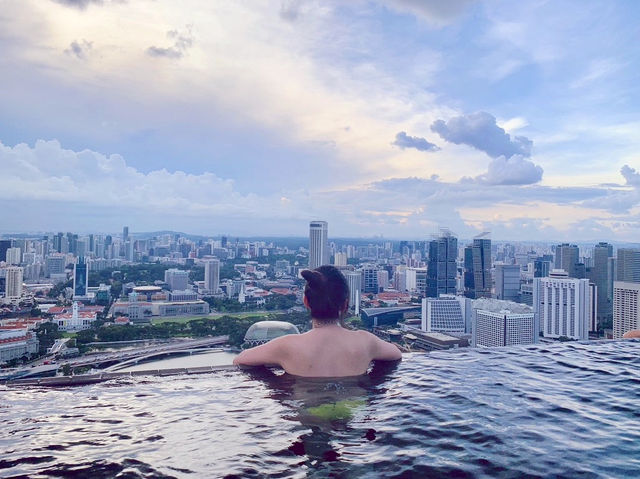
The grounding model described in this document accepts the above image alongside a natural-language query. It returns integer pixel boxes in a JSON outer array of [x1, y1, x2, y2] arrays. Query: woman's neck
[[311, 318, 341, 329]]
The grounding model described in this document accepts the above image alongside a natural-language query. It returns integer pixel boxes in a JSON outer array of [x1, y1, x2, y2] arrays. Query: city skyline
[[1, 1, 639, 240]]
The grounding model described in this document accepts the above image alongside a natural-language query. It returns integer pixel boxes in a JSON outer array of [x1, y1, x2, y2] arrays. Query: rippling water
[[2, 340, 639, 478]]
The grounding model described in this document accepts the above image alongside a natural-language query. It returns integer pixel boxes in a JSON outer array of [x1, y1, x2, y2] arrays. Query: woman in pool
[[233, 265, 402, 377]]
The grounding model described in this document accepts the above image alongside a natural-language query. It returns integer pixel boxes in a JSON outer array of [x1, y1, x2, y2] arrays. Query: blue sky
[[1, 0, 639, 240]]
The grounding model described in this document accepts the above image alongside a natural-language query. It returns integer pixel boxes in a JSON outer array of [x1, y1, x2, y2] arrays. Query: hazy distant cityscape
[[2, 220, 640, 369]]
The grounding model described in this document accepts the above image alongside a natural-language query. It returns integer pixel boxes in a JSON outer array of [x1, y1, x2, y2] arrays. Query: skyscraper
[[426, 230, 457, 297], [533, 269, 591, 340], [204, 258, 220, 293], [344, 271, 362, 312], [5, 247, 21, 265], [464, 233, 491, 299], [590, 242, 613, 323], [73, 257, 88, 298], [473, 235, 492, 298], [123, 226, 129, 242], [495, 264, 521, 301], [309, 221, 329, 269], [616, 248, 640, 283], [613, 281, 640, 339], [554, 243, 582, 278]]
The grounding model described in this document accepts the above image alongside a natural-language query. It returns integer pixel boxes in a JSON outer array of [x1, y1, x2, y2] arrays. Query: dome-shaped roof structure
[[244, 321, 300, 345]]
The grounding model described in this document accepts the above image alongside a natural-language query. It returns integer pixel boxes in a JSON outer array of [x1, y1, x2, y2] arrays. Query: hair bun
[[301, 269, 325, 288]]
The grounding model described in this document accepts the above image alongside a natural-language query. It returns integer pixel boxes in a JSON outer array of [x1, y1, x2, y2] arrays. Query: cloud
[[64, 39, 92, 60], [431, 111, 533, 158], [621, 165, 640, 187], [474, 155, 543, 185], [279, 0, 301, 21], [51, 0, 122, 9], [392, 131, 439, 152], [147, 26, 194, 59], [382, 0, 474, 25]]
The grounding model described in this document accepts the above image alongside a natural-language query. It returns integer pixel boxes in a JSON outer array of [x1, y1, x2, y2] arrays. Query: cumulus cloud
[[0, 139, 265, 216], [392, 131, 439, 152], [147, 26, 194, 59], [474, 155, 543, 185], [621, 165, 640, 187], [64, 39, 92, 60], [431, 111, 533, 158], [382, 0, 474, 25]]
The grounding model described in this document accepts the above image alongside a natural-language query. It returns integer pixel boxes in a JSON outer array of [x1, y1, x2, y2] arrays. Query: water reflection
[[112, 350, 238, 372]]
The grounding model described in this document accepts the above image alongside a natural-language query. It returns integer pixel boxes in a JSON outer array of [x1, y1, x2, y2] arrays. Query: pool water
[[1, 340, 639, 478]]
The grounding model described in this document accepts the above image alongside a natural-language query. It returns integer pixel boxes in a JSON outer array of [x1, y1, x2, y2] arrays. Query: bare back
[[233, 324, 402, 377]]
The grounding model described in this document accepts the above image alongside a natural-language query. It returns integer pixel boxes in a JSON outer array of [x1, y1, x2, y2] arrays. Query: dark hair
[[301, 265, 349, 321]]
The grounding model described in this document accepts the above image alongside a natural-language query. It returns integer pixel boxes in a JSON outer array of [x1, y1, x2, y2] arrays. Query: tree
[[34, 322, 63, 355]]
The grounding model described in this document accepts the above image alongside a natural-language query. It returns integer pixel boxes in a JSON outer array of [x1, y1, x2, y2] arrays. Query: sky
[[1, 0, 639, 241]]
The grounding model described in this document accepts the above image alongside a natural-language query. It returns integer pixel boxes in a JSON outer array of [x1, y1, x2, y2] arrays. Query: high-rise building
[[464, 233, 491, 299], [165, 268, 190, 291], [309, 221, 329, 269], [73, 257, 89, 298], [472, 299, 537, 348], [554, 243, 582, 278], [5, 266, 23, 300], [46, 254, 66, 277], [495, 264, 521, 301], [204, 259, 220, 294], [125, 241, 135, 262], [533, 258, 551, 278], [590, 242, 613, 323], [377, 270, 389, 290], [613, 281, 640, 339], [362, 267, 379, 293], [5, 247, 21, 265], [421, 295, 467, 333], [344, 271, 362, 313], [426, 230, 457, 297], [123, 226, 129, 242], [533, 269, 591, 340], [473, 235, 492, 298], [334, 252, 347, 267], [616, 248, 640, 283]]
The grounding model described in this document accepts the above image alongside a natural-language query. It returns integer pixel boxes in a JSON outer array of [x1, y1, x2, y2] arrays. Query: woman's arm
[[364, 331, 402, 361], [232, 335, 290, 367]]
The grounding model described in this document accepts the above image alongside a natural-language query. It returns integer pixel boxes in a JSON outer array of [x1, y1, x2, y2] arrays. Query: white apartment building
[[533, 269, 591, 340], [472, 299, 537, 348], [421, 295, 470, 333], [5, 266, 24, 301], [344, 271, 362, 312], [309, 221, 329, 269], [5, 247, 21, 265], [613, 281, 640, 339], [334, 252, 347, 267]]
